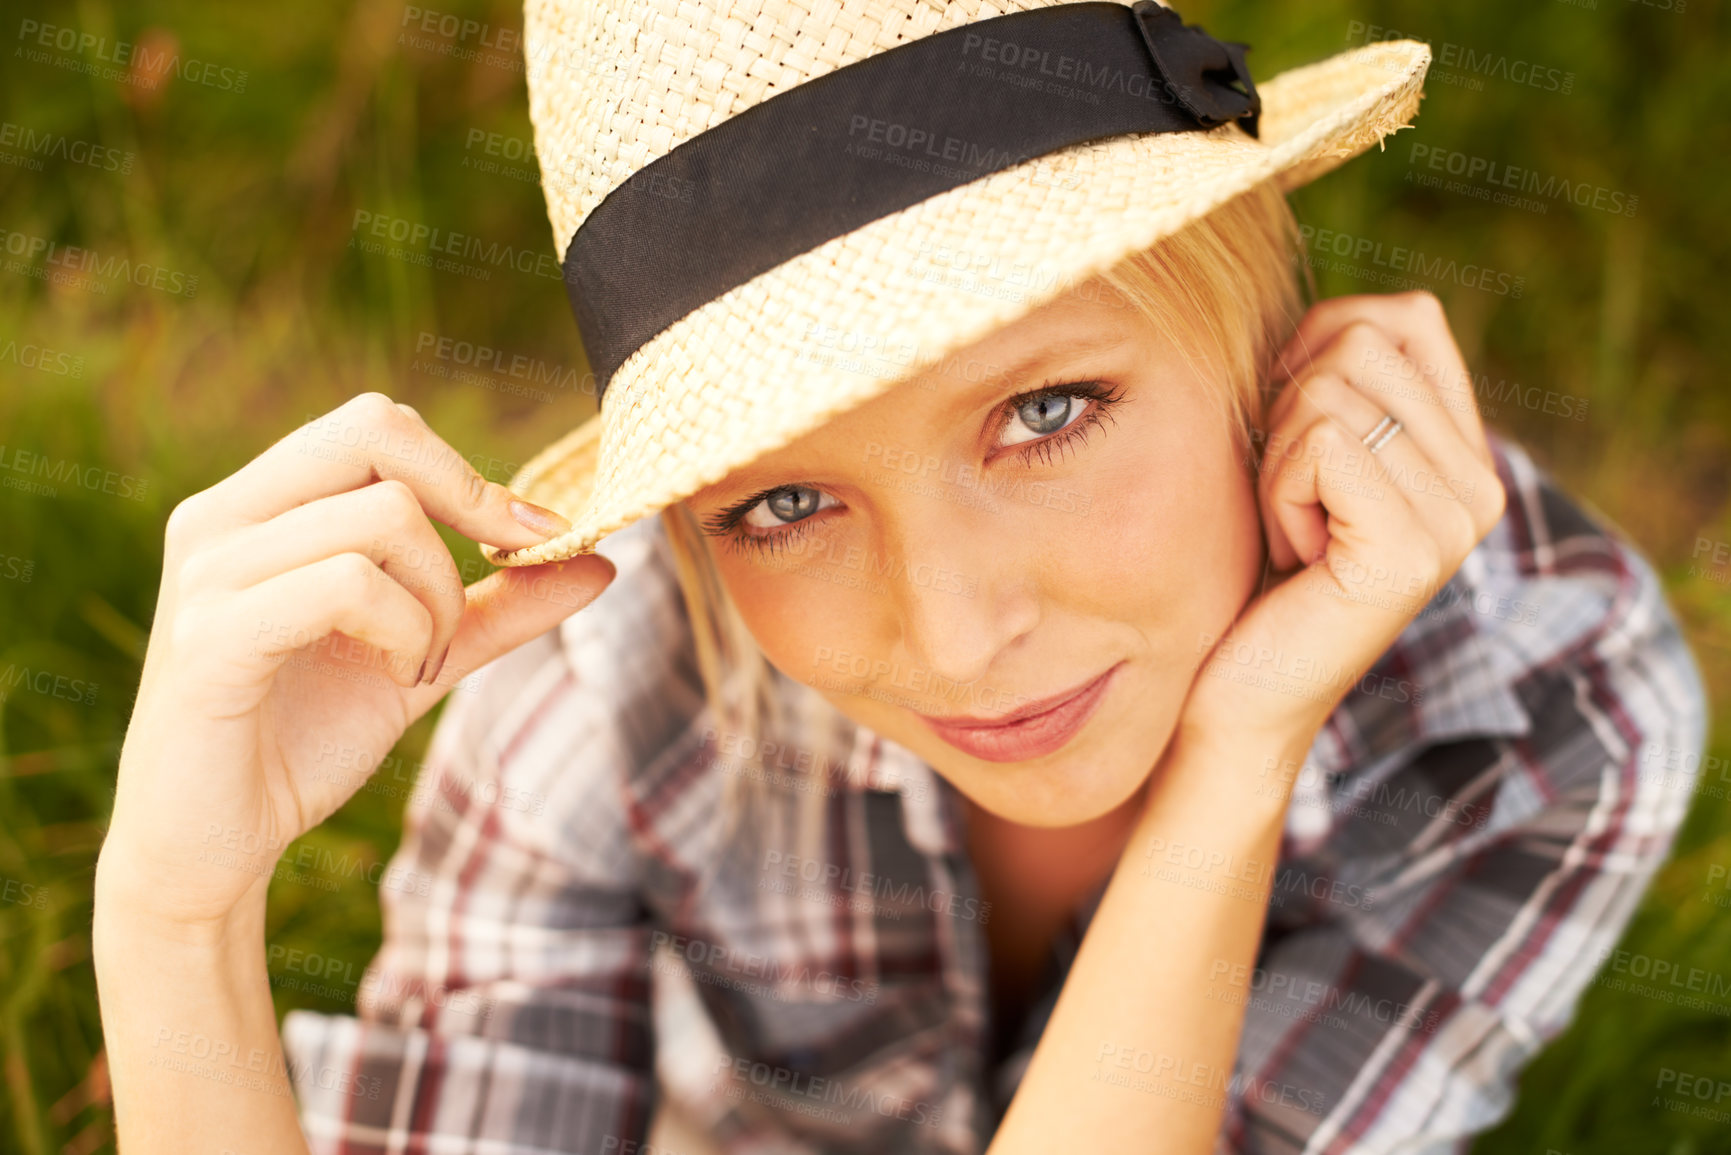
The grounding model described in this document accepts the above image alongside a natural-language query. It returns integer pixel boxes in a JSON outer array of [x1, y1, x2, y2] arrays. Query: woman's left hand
[[1177, 290, 1508, 755]]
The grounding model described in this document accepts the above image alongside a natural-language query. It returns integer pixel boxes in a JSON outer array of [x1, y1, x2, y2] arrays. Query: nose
[[874, 492, 1041, 690]]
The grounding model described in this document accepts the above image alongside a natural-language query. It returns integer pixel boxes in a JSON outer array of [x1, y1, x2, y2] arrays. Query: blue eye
[[1002, 393, 1080, 444], [741, 485, 839, 530], [993, 379, 1124, 466], [702, 378, 1125, 559]]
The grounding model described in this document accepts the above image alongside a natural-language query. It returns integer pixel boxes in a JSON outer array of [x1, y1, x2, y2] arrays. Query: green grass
[[0, 0, 1727, 1151]]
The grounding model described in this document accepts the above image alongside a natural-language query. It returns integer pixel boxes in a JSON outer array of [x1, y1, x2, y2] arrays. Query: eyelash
[[703, 378, 1126, 559]]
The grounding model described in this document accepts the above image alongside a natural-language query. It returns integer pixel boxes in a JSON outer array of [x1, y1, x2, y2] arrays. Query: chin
[[937, 742, 1167, 827]]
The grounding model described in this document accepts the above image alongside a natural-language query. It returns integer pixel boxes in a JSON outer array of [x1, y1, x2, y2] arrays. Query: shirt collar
[[857, 727, 964, 858], [1307, 539, 1533, 782], [1279, 537, 1535, 853]]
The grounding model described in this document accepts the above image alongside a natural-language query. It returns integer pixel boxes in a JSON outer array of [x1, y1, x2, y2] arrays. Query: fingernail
[[508, 499, 572, 538], [427, 643, 450, 686]]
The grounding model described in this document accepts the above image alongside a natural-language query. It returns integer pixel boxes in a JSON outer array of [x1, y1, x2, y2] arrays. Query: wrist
[[1180, 629, 1362, 752], [1169, 714, 1322, 789], [1139, 719, 1320, 836], [93, 843, 272, 957]]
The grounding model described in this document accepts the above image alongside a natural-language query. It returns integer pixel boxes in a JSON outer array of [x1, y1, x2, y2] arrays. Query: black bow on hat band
[[562, 1, 1262, 405], [1133, 3, 1260, 133]]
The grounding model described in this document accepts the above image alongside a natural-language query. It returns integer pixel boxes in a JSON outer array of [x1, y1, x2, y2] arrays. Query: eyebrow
[[940, 329, 1133, 414]]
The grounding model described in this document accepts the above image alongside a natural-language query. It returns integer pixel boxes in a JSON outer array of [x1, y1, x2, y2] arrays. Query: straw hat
[[480, 0, 1430, 566]]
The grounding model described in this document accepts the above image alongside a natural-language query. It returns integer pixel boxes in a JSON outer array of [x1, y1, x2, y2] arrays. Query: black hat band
[[562, 1, 1260, 405]]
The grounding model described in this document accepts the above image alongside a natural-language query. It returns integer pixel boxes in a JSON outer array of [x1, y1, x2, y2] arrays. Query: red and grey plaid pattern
[[282, 431, 1708, 1154]]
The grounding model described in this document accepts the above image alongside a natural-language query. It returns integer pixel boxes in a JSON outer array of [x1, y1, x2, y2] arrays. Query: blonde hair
[[661, 178, 1312, 815]]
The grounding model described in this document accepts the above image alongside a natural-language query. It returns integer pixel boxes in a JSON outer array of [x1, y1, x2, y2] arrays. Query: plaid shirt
[[283, 431, 1708, 1154]]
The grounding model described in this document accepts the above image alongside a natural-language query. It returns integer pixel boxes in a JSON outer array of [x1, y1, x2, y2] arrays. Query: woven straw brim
[[482, 39, 1431, 567]]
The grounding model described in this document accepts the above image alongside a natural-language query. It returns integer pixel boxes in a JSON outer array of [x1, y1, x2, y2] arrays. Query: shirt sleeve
[[1221, 455, 1711, 1153], [281, 519, 702, 1154]]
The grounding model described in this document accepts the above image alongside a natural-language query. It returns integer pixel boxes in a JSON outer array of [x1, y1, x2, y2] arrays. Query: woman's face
[[683, 277, 1267, 827]]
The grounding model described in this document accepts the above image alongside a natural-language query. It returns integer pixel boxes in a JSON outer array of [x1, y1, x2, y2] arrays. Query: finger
[[1262, 406, 1371, 573], [181, 479, 467, 673], [404, 554, 617, 707], [1261, 374, 1478, 594], [1322, 322, 1503, 535], [177, 391, 571, 554], [195, 552, 437, 690], [1268, 331, 1484, 513], [1261, 363, 1436, 570], [1271, 292, 1489, 460], [1261, 417, 1443, 625], [1267, 322, 1504, 537], [1260, 420, 1447, 654]]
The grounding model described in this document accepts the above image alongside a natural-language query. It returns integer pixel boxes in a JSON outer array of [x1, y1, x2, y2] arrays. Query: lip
[[916, 661, 1124, 763]]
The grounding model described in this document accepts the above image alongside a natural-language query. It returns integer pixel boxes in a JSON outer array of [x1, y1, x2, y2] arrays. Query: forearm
[[988, 722, 1315, 1155], [93, 863, 311, 1155]]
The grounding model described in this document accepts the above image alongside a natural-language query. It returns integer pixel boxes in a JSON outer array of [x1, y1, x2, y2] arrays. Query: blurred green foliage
[[0, 0, 1727, 1151]]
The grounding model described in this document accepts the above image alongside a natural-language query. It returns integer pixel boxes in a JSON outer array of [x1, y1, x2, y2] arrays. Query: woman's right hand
[[94, 392, 616, 933]]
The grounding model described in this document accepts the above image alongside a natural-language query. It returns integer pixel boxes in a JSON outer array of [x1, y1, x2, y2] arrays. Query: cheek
[[718, 554, 885, 682], [1078, 415, 1263, 644]]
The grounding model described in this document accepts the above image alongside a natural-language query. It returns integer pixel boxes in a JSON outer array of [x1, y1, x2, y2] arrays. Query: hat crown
[[524, 0, 1098, 257]]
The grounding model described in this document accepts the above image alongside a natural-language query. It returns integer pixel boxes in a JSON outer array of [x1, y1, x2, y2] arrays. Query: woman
[[91, 1, 1706, 1153]]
